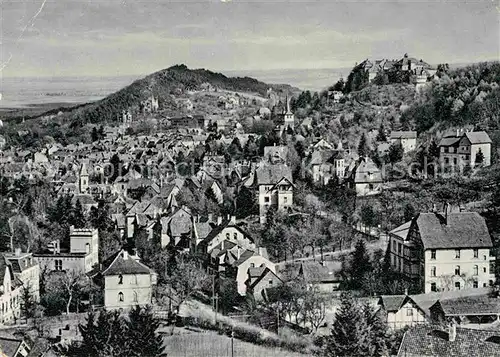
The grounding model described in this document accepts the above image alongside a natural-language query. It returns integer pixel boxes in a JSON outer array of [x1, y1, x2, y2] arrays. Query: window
[[118, 275, 123, 285], [406, 308, 413, 317], [431, 283, 437, 292], [473, 280, 478, 288], [226, 233, 230, 239], [431, 266, 436, 277], [118, 292, 124, 302], [453, 158, 458, 165], [431, 250, 436, 260], [233, 233, 238, 240], [55, 260, 62, 271], [284, 196, 288, 203], [264, 196, 270, 203], [455, 282, 461, 290], [473, 249, 479, 258], [455, 266, 460, 276], [473, 265, 478, 276], [368, 184, 374, 190], [133, 291, 138, 303], [445, 158, 449, 164], [484, 267, 488, 273], [250, 263, 255, 268], [398, 243, 402, 255], [269, 280, 273, 285], [455, 249, 461, 259], [484, 255, 487, 260]]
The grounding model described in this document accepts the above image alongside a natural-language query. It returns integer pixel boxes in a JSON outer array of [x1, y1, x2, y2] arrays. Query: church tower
[[79, 163, 89, 194], [283, 96, 295, 130]]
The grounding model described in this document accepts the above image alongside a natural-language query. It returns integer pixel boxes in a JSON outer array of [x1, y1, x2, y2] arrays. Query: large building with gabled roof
[[97, 249, 157, 310]]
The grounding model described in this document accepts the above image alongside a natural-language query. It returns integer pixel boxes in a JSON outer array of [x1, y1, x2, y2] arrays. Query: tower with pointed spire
[[282, 95, 295, 130], [79, 163, 89, 194]]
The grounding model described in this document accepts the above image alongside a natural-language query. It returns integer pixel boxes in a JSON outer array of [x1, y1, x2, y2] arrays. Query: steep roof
[[414, 212, 492, 249], [255, 164, 292, 185], [438, 136, 461, 147], [101, 250, 152, 276], [432, 296, 500, 316], [397, 325, 500, 357], [464, 131, 492, 145], [378, 295, 407, 312], [390, 220, 412, 240], [390, 131, 417, 139]]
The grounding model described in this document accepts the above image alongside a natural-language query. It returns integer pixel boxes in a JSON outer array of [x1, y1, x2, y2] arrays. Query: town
[[0, 52, 499, 357]]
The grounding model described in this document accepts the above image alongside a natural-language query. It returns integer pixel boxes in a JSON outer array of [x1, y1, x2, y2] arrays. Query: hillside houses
[[439, 130, 492, 168]]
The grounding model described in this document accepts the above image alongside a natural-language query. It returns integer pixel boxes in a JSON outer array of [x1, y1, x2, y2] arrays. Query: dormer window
[[118, 275, 123, 284], [118, 292, 124, 302]]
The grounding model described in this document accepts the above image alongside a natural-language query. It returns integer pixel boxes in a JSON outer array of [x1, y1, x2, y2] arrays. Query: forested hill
[[44, 64, 298, 125]]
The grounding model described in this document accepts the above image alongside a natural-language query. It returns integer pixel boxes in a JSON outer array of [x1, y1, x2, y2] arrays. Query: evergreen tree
[[376, 123, 387, 142], [77, 309, 128, 356], [20, 283, 37, 323], [387, 141, 404, 164], [71, 199, 86, 228], [362, 302, 389, 357], [475, 148, 484, 165], [357, 133, 369, 158], [91, 127, 99, 142], [127, 306, 166, 357], [325, 292, 369, 357], [347, 240, 373, 290], [403, 203, 415, 222], [235, 186, 256, 218], [428, 140, 440, 158]]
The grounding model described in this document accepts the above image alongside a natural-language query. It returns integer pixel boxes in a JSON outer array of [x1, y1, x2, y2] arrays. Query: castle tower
[[79, 163, 89, 194]]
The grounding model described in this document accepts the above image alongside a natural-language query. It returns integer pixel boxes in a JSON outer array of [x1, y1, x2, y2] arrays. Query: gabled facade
[[99, 249, 156, 310], [378, 294, 427, 329], [391, 210, 496, 294], [255, 164, 294, 223], [390, 131, 417, 153], [438, 131, 492, 168]]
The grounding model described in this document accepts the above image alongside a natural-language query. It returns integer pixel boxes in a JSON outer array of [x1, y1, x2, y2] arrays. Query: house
[[429, 296, 500, 326], [0, 336, 32, 357], [98, 249, 157, 310], [3, 249, 40, 301], [232, 249, 276, 296], [198, 216, 256, 254], [377, 294, 427, 329], [397, 324, 500, 357], [276, 97, 294, 130], [246, 267, 283, 301], [280, 261, 343, 293], [159, 206, 193, 249], [390, 131, 417, 153], [389, 207, 496, 293], [0, 258, 22, 325], [255, 164, 294, 223], [438, 130, 492, 168], [348, 158, 383, 196], [34, 227, 99, 274], [306, 149, 346, 185]]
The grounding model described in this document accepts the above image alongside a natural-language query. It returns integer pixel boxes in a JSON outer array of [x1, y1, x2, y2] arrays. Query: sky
[[0, 0, 499, 78]]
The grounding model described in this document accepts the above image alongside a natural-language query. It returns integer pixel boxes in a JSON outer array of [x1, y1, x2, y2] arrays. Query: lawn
[[163, 331, 312, 357]]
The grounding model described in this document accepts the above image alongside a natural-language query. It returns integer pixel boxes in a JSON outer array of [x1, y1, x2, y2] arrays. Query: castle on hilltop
[[140, 94, 159, 114]]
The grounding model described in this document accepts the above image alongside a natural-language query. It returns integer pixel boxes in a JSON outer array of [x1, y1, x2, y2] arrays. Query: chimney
[[85, 243, 90, 254], [122, 250, 128, 260], [14, 248, 21, 257], [237, 247, 241, 260], [208, 213, 213, 222], [448, 322, 456, 342], [230, 215, 236, 224], [404, 287, 408, 296], [431, 204, 437, 213], [217, 216, 223, 226], [456, 129, 460, 137], [444, 202, 450, 224]]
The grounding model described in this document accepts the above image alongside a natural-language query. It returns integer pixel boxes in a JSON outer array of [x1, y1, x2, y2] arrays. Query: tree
[[127, 306, 166, 357], [428, 140, 440, 158], [77, 309, 128, 357], [357, 133, 369, 158], [91, 127, 99, 142], [344, 240, 373, 290], [20, 283, 37, 323], [363, 302, 389, 356], [360, 204, 376, 227], [164, 255, 211, 315], [403, 203, 416, 222], [376, 123, 387, 142], [475, 148, 485, 166], [235, 186, 256, 218], [49, 270, 88, 315], [387, 141, 404, 164], [71, 199, 86, 228], [303, 285, 326, 333], [325, 292, 369, 356]]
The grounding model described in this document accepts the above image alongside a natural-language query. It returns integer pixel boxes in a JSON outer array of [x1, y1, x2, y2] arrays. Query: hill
[[44, 64, 298, 126]]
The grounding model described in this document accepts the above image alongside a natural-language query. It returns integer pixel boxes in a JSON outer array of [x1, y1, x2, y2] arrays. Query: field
[[163, 331, 312, 357]]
